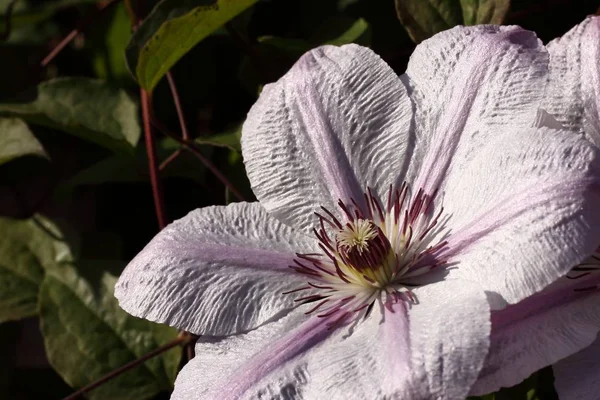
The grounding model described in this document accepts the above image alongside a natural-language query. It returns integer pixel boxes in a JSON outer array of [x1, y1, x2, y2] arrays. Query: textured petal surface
[[242, 44, 413, 232], [544, 16, 600, 145], [404, 25, 548, 193], [172, 280, 489, 400], [554, 334, 600, 400], [405, 26, 548, 193], [306, 280, 490, 400], [405, 280, 490, 400], [304, 301, 412, 399], [115, 202, 315, 336], [469, 274, 600, 395], [406, 25, 546, 126], [172, 310, 327, 400], [438, 127, 600, 307]]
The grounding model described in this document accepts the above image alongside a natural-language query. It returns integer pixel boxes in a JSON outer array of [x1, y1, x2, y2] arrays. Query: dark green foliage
[[2, 0, 598, 398]]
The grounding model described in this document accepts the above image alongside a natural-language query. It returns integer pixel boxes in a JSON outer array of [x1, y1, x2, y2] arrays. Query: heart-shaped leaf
[[40, 259, 181, 400], [0, 78, 140, 153], [0, 215, 71, 323]]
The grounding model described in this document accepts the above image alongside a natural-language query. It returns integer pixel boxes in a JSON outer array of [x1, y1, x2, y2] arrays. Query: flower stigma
[[286, 183, 450, 326]]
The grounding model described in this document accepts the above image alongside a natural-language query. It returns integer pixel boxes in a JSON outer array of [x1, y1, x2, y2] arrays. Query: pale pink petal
[[533, 108, 564, 130], [554, 334, 600, 400], [406, 25, 546, 128], [242, 44, 413, 232], [544, 16, 600, 146], [438, 127, 600, 307], [115, 202, 315, 336], [469, 274, 600, 395], [404, 25, 548, 193], [404, 280, 490, 399], [307, 280, 490, 400], [171, 310, 329, 400], [302, 302, 412, 399], [172, 280, 489, 400]]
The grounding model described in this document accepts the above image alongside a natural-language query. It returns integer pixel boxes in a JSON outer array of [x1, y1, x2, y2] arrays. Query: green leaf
[[39, 260, 181, 400], [0, 118, 47, 166], [0, 216, 71, 323], [126, 0, 258, 91], [0, 78, 140, 153], [395, 0, 510, 43], [89, 3, 133, 82], [196, 124, 241, 152], [309, 16, 371, 47]]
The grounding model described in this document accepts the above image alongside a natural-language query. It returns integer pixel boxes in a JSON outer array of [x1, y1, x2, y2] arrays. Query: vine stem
[[159, 148, 183, 171], [41, 0, 121, 67], [157, 72, 189, 171], [61, 333, 195, 400], [141, 88, 168, 229], [147, 92, 246, 202], [166, 72, 190, 140]]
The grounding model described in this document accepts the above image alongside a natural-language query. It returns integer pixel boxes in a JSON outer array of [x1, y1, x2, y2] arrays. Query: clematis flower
[[473, 16, 600, 399], [115, 26, 600, 399]]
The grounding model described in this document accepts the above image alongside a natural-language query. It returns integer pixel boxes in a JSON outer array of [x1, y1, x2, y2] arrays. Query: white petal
[[438, 127, 600, 306], [173, 280, 489, 400], [470, 275, 600, 395], [406, 25, 545, 123], [172, 310, 327, 400], [241, 44, 413, 232], [306, 280, 490, 400], [533, 108, 564, 130], [544, 16, 600, 146], [302, 303, 412, 399], [405, 280, 490, 399], [115, 202, 315, 336], [554, 334, 600, 400], [404, 25, 549, 194]]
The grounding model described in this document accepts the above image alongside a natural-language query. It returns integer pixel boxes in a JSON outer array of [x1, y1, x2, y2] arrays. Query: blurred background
[[0, 0, 599, 399]]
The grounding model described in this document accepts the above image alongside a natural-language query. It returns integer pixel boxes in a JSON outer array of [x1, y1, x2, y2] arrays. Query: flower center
[[287, 184, 449, 324], [336, 219, 392, 272]]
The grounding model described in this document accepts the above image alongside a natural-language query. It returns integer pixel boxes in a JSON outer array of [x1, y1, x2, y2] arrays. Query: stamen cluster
[[287, 183, 449, 324]]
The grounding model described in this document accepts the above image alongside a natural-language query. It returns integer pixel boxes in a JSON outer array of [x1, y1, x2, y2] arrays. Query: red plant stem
[[166, 72, 189, 140], [156, 73, 189, 175], [147, 94, 246, 202], [61, 334, 192, 400], [152, 118, 246, 202], [159, 148, 183, 171], [41, 0, 121, 67], [141, 88, 168, 229]]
